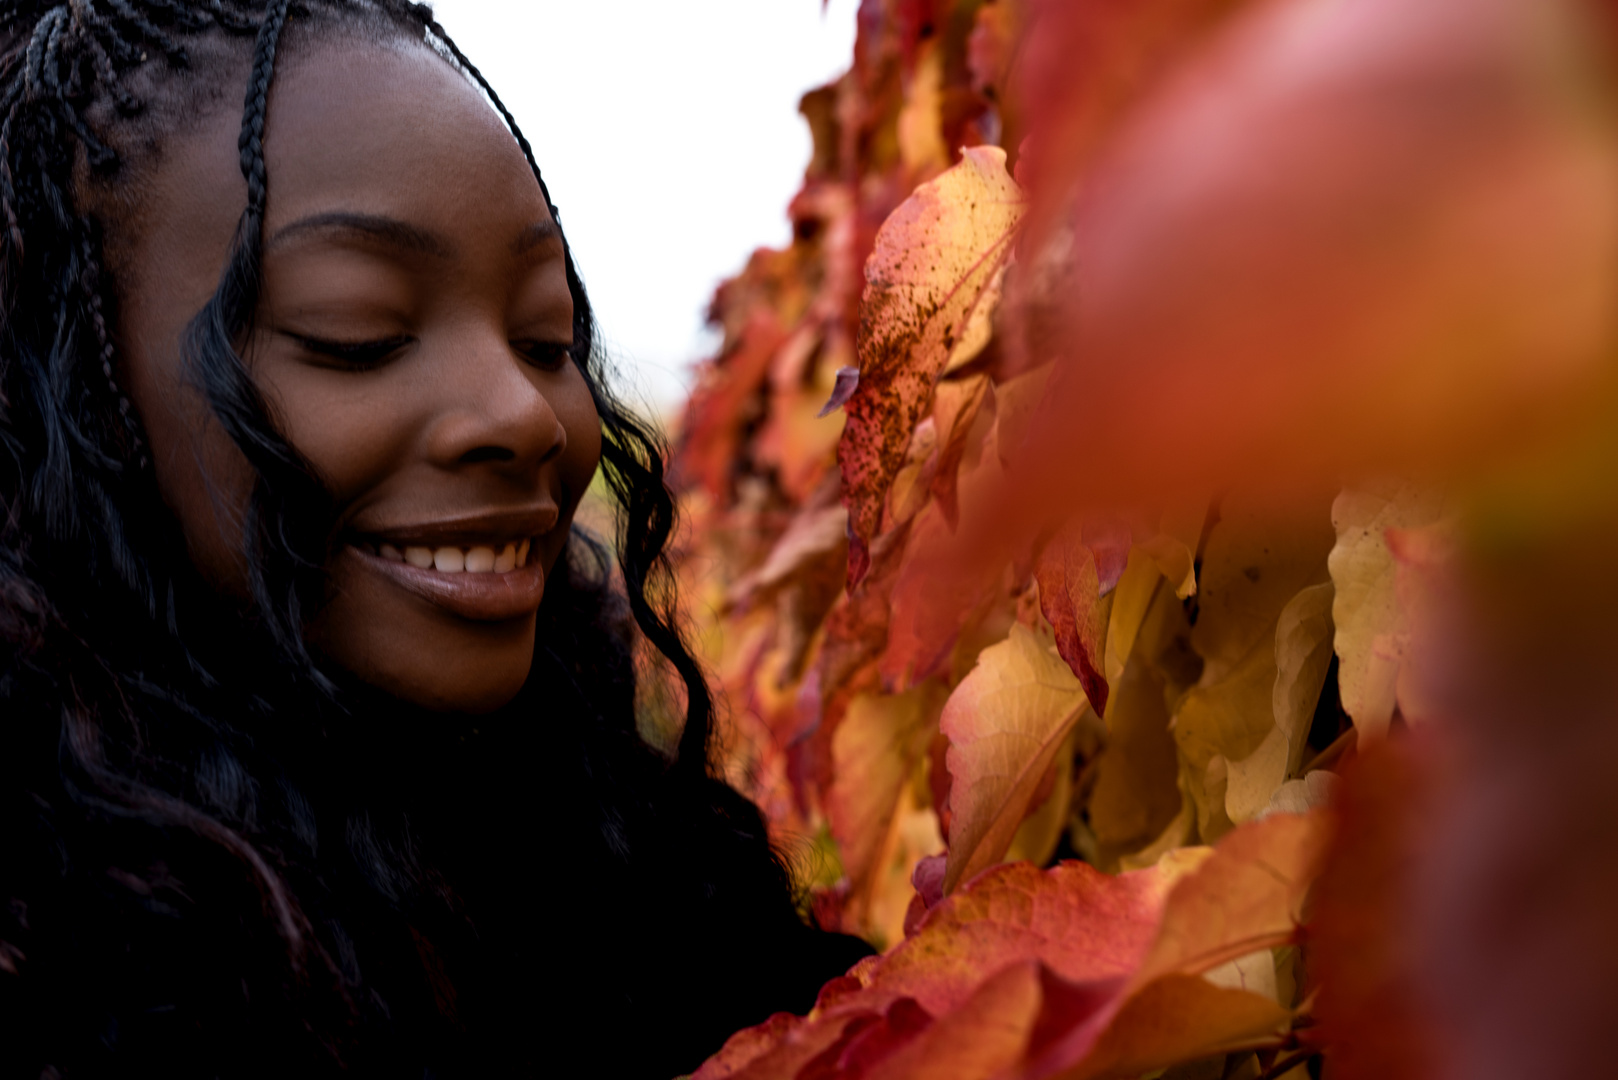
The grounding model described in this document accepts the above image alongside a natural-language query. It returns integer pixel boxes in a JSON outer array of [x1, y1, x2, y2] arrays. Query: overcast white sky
[[426, 0, 861, 414]]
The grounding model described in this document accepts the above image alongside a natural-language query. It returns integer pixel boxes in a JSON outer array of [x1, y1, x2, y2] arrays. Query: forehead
[[98, 32, 549, 279], [263, 36, 547, 224]]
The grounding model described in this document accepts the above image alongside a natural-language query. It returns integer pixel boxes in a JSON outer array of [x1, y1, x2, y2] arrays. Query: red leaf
[[1034, 525, 1113, 713], [1311, 741, 1443, 1080]]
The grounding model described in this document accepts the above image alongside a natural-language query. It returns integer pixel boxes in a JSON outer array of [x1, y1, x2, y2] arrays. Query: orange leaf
[[1133, 812, 1329, 986], [848, 859, 1169, 1017], [928, 374, 992, 529], [841, 146, 1024, 585], [1028, 973, 1290, 1080], [940, 624, 1090, 893]]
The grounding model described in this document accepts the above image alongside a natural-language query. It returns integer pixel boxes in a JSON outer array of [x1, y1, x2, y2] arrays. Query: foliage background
[[657, 1, 1618, 1077]]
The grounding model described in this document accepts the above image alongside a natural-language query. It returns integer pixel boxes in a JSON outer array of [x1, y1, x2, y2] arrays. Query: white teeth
[[383, 540, 531, 573]]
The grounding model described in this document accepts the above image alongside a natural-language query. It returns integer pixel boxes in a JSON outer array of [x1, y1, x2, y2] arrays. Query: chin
[[368, 647, 535, 715], [308, 583, 541, 715]]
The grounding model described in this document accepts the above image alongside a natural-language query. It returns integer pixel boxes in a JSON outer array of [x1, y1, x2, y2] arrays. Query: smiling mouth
[[355, 537, 533, 574]]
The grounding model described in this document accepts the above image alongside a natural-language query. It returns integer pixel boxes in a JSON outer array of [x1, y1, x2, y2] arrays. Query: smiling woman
[[0, 2, 867, 1077]]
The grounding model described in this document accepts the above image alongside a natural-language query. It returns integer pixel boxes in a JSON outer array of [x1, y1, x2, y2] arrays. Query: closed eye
[[287, 332, 414, 370], [515, 340, 575, 371]]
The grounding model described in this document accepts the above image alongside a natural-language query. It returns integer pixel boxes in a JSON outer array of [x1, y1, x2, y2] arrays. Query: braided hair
[[0, 3, 865, 1076]]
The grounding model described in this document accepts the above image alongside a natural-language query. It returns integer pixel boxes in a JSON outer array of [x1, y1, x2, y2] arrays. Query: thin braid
[[76, 228, 147, 467], [70, 2, 143, 112], [204, 0, 259, 34], [237, 0, 290, 220], [72, 0, 138, 64], [102, 0, 188, 65], [142, 0, 214, 32]]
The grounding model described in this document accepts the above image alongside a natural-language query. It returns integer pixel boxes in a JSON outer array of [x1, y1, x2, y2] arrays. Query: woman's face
[[108, 36, 602, 713]]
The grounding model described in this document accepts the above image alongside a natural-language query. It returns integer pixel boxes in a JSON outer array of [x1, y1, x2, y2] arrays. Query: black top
[[0, 632, 872, 1079]]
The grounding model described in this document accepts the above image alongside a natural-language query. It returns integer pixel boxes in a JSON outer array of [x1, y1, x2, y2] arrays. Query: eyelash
[[292, 333, 413, 370], [516, 340, 574, 371], [290, 335, 575, 372]]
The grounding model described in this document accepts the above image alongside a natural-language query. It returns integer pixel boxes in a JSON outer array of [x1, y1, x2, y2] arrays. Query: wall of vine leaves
[[668, 1, 1618, 1076]]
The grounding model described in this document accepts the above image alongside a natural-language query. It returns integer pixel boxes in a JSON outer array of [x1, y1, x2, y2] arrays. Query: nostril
[[460, 445, 515, 465]]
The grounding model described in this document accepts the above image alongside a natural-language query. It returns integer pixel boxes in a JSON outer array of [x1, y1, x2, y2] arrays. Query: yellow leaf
[[1328, 482, 1446, 741], [1092, 584, 1191, 867], [1103, 549, 1161, 687], [1226, 582, 1335, 824], [940, 624, 1089, 893], [1264, 770, 1338, 817], [1203, 948, 1278, 1003], [1006, 724, 1085, 868], [830, 682, 950, 934], [1137, 498, 1207, 601], [1190, 491, 1335, 686], [1175, 642, 1275, 842], [1178, 494, 1334, 839]]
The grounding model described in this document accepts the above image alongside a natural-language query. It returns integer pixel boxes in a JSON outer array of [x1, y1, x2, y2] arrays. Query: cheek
[[259, 365, 412, 498], [561, 371, 604, 496], [539, 368, 603, 570]]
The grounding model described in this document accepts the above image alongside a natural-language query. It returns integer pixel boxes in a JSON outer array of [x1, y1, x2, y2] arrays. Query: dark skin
[[107, 36, 603, 713]]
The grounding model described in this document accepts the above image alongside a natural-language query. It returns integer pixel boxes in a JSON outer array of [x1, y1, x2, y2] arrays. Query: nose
[[421, 330, 566, 473]]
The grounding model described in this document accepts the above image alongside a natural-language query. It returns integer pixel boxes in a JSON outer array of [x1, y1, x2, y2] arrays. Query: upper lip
[[347, 504, 560, 548]]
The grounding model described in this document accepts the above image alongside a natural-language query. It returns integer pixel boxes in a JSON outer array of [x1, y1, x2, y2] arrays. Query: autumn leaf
[[1038, 974, 1291, 1080], [994, 0, 1618, 548], [840, 145, 1025, 586], [1172, 492, 1335, 838], [927, 373, 992, 528], [881, 438, 1015, 692], [697, 811, 1327, 1080], [726, 504, 849, 613], [1087, 580, 1188, 866], [828, 682, 949, 940], [843, 858, 1173, 1016], [1014, 814, 1325, 1079], [1225, 582, 1335, 825], [1310, 742, 1440, 1080], [677, 310, 789, 500], [860, 960, 1046, 1080], [1013, 0, 1265, 249], [1327, 483, 1447, 740], [1034, 520, 1124, 714], [1132, 812, 1328, 985], [939, 624, 1091, 893]]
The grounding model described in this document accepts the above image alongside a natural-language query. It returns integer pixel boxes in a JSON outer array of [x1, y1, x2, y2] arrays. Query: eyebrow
[[267, 212, 451, 257], [513, 219, 562, 257]]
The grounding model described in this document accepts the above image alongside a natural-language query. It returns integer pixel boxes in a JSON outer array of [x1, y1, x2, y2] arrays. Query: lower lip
[[347, 545, 547, 622]]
